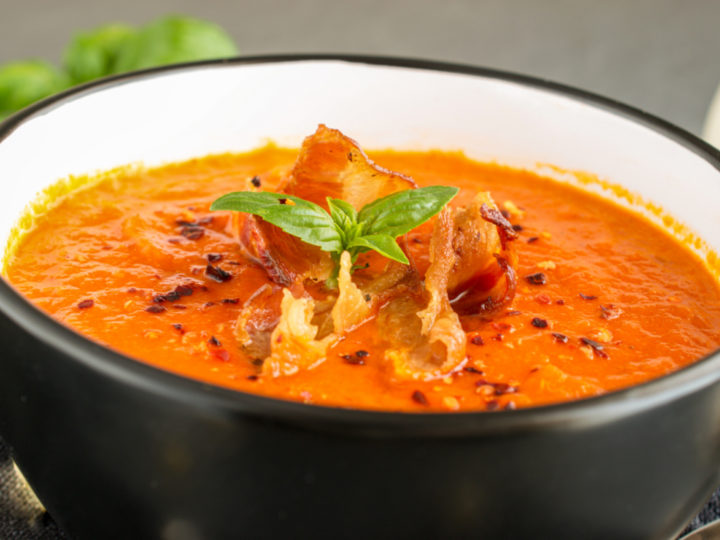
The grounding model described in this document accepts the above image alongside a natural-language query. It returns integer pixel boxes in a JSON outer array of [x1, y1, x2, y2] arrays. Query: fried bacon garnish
[[232, 126, 519, 381], [262, 289, 337, 377], [283, 124, 416, 210]]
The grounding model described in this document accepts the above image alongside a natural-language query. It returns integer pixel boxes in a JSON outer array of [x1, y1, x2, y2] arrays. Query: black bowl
[[1, 55, 719, 540]]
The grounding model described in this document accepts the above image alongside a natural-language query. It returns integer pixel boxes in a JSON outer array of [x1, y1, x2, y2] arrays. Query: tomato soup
[[5, 143, 720, 411]]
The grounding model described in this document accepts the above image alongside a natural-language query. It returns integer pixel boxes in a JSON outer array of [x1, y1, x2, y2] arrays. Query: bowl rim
[[1, 53, 719, 436]]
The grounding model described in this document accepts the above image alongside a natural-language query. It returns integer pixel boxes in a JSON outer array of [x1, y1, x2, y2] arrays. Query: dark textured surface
[[1, 1, 719, 538]]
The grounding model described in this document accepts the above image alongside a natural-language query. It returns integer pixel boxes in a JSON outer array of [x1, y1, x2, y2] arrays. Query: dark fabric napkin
[[0, 433, 716, 539]]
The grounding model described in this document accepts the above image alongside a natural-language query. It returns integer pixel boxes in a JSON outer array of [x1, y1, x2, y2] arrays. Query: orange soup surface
[[5, 146, 720, 411]]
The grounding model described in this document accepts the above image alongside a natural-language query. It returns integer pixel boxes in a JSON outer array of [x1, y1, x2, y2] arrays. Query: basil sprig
[[210, 186, 458, 280]]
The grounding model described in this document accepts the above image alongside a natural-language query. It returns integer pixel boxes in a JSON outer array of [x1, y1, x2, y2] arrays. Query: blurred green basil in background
[[0, 15, 238, 120]]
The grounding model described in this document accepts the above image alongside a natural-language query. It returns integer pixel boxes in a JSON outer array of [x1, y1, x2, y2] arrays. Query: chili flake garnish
[[464, 366, 484, 374], [221, 298, 240, 304], [145, 305, 166, 314], [525, 272, 547, 285], [579, 293, 597, 300], [527, 236, 539, 243], [172, 323, 185, 334], [580, 337, 608, 358], [486, 400, 499, 411], [552, 332, 569, 343], [600, 304, 623, 320], [411, 390, 429, 406], [246, 374, 259, 381], [211, 349, 230, 362], [531, 317, 549, 329], [205, 264, 232, 283], [77, 299, 94, 309], [470, 335, 484, 346], [250, 176, 261, 188], [180, 226, 205, 240], [207, 253, 223, 262], [208, 336, 222, 347]]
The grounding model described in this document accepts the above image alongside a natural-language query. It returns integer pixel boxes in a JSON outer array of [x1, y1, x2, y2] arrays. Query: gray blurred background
[[1, 0, 719, 135]]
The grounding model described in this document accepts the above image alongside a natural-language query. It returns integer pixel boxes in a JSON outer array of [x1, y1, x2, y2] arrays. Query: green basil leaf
[[113, 15, 238, 73], [0, 60, 68, 116], [327, 197, 357, 232], [63, 24, 137, 84], [210, 191, 342, 252], [347, 234, 409, 265], [358, 185, 459, 238]]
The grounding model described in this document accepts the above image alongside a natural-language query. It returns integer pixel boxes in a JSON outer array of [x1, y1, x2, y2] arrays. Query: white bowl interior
[[0, 59, 719, 263]]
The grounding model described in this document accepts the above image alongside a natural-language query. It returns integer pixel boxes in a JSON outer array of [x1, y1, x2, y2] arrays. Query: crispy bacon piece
[[445, 193, 518, 316], [331, 251, 371, 333], [262, 289, 337, 377], [238, 124, 417, 286], [235, 284, 284, 360], [283, 124, 417, 210]]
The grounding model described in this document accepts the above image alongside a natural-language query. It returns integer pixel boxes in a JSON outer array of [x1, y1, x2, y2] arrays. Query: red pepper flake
[[172, 323, 185, 334], [127, 288, 137, 294], [204, 301, 215, 308], [197, 216, 214, 226], [355, 350, 369, 358], [535, 293, 552, 305], [531, 317, 548, 329], [176, 219, 197, 227], [504, 401, 517, 411], [464, 366, 484, 374], [347, 152, 354, 162], [527, 236, 539, 243], [512, 224, 523, 232], [470, 335, 484, 346], [77, 299, 94, 309], [207, 253, 223, 263], [412, 237, 422, 244], [278, 198, 287, 205], [580, 337, 608, 358], [206, 264, 232, 283], [173, 305, 187, 310], [221, 298, 240, 304], [492, 333, 504, 342], [341, 352, 366, 365], [579, 293, 597, 301], [246, 374, 259, 381], [492, 322, 512, 332], [250, 176, 261, 188], [500, 209, 511, 219], [167, 237, 181, 244], [486, 400, 499, 411], [180, 226, 205, 240], [174, 284, 194, 297], [145, 305, 166, 314], [525, 272, 547, 285], [411, 390, 429, 406], [556, 299, 565, 305], [493, 383, 518, 396], [208, 336, 222, 347], [211, 349, 230, 362], [505, 310, 522, 316], [552, 332, 569, 343], [600, 304, 623, 320]]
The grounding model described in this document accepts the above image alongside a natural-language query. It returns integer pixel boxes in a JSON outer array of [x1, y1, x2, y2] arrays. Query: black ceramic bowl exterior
[[1, 56, 720, 540]]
